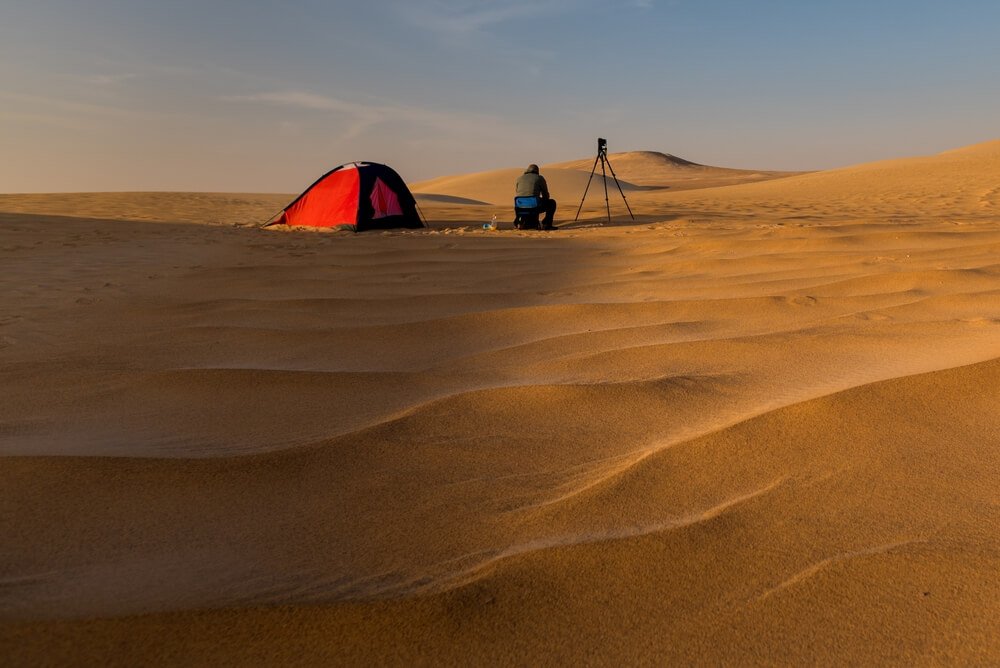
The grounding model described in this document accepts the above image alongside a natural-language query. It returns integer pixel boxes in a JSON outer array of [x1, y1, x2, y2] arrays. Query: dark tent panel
[[273, 162, 423, 231]]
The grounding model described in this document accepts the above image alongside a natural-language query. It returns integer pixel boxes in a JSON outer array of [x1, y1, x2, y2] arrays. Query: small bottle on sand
[[483, 214, 498, 231]]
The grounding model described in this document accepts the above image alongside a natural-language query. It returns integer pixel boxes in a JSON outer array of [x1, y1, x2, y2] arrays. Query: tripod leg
[[603, 154, 635, 220], [601, 154, 611, 224], [574, 153, 601, 222]]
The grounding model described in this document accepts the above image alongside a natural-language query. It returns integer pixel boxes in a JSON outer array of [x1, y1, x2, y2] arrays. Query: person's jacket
[[515, 171, 550, 199]]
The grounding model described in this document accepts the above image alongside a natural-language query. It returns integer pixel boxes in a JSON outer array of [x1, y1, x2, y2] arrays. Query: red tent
[[271, 162, 423, 231]]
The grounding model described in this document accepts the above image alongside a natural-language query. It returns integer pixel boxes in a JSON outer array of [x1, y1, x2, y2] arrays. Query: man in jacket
[[515, 164, 557, 230]]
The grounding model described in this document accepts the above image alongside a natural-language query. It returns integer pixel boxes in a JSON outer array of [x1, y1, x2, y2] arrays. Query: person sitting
[[514, 164, 557, 230]]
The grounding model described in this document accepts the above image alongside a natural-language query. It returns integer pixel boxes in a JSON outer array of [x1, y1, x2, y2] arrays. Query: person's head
[[526, 164, 539, 174]]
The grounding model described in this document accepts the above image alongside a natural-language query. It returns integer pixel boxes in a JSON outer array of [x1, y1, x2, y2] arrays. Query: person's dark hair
[[527, 164, 539, 174]]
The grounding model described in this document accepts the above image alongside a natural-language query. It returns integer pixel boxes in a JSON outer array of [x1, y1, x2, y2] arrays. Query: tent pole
[[259, 207, 286, 228], [414, 200, 430, 228]]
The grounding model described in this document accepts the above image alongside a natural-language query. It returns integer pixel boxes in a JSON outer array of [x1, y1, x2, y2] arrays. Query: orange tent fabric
[[275, 162, 422, 231]]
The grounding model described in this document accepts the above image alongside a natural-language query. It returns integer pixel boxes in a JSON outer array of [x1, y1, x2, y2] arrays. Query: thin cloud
[[0, 110, 91, 131], [394, 0, 575, 35], [82, 73, 137, 86], [225, 91, 364, 115], [0, 91, 138, 119], [222, 89, 503, 141]]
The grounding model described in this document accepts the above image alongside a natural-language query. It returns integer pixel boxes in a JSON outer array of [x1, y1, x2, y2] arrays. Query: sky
[[1, 0, 999, 193]]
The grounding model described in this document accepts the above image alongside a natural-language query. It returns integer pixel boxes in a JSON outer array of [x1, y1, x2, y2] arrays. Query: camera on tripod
[[574, 137, 634, 224]]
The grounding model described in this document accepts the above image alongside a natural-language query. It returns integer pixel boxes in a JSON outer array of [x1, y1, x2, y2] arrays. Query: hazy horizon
[[2, 1, 999, 193]]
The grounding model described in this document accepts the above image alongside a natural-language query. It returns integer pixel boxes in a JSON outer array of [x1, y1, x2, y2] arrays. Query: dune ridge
[[3, 140, 1000, 664], [548, 150, 801, 186], [4, 354, 1000, 664], [410, 150, 801, 207], [411, 166, 651, 208]]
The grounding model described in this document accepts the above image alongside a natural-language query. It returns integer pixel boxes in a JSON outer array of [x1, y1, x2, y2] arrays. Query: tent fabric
[[370, 177, 403, 219], [281, 165, 360, 229], [275, 162, 423, 231]]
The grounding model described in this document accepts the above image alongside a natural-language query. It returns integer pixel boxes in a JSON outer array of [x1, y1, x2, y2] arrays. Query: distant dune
[[3, 140, 1000, 665], [411, 151, 801, 206], [647, 139, 1000, 223], [549, 150, 802, 187], [0, 191, 291, 226], [411, 166, 651, 207], [414, 193, 492, 206]]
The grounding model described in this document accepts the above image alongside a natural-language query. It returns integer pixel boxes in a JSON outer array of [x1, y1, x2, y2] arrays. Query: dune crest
[[411, 150, 801, 205], [410, 166, 649, 207]]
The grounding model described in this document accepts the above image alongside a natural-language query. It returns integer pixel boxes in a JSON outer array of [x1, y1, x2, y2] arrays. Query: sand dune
[[0, 192, 290, 226], [549, 150, 802, 187], [410, 151, 799, 208], [411, 165, 652, 207], [414, 193, 492, 206], [3, 140, 1000, 664], [649, 139, 1000, 223]]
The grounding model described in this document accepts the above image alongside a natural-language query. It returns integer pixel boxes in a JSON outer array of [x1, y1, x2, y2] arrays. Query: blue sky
[[1, 0, 998, 192]]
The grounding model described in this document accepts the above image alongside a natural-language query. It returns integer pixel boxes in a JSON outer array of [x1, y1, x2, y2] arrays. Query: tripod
[[574, 137, 635, 224]]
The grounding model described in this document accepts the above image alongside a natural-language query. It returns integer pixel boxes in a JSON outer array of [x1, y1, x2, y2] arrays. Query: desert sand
[[2, 142, 1000, 665]]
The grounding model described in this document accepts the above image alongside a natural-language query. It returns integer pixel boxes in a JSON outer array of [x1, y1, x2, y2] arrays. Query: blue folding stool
[[513, 196, 543, 230]]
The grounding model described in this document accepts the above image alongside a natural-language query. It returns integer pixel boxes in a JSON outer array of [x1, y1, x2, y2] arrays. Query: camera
[[572, 136, 634, 223]]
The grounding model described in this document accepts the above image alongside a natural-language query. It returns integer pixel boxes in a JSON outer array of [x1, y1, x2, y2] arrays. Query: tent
[[270, 162, 424, 231]]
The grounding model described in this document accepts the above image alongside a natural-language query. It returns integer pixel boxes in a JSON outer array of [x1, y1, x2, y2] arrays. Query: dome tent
[[270, 162, 424, 231]]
